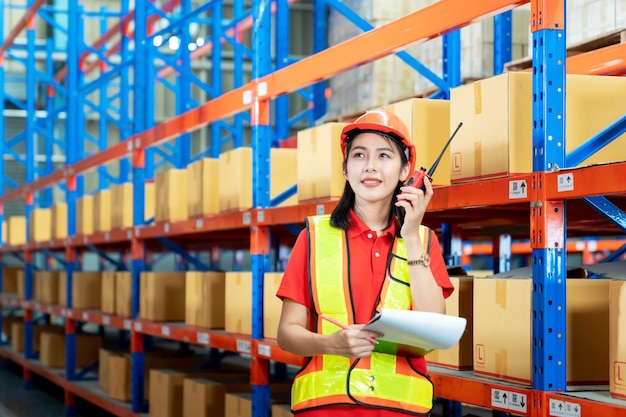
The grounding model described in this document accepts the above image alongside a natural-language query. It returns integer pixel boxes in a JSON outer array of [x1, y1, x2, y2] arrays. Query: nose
[[364, 156, 377, 172]]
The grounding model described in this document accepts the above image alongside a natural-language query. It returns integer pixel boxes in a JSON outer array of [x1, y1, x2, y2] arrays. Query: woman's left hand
[[395, 176, 433, 239]]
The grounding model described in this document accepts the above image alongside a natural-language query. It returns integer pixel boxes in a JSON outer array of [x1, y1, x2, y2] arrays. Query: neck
[[353, 199, 391, 233]]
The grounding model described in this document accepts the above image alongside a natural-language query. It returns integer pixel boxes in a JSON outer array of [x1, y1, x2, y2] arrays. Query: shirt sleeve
[[428, 229, 455, 299], [276, 229, 312, 309]]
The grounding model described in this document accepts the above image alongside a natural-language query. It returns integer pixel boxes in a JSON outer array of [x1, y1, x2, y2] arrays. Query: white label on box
[[124, 320, 131, 330], [508, 392, 527, 413], [557, 173, 574, 192], [565, 402, 581, 417], [258, 344, 271, 357], [509, 180, 528, 199], [236, 340, 251, 354], [102, 316, 110, 326], [491, 389, 509, 409], [549, 399, 565, 416], [196, 332, 209, 345], [161, 326, 170, 337]]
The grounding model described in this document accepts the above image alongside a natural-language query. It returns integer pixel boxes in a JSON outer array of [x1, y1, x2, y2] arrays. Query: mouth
[[361, 177, 382, 185]]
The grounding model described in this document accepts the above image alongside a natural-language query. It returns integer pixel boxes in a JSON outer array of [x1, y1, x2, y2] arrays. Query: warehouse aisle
[[0, 360, 114, 417]]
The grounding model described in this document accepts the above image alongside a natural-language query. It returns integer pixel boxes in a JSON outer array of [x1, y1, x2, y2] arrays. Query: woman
[[276, 108, 454, 416]]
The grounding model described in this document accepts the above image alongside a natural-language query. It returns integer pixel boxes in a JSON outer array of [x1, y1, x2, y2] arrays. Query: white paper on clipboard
[[361, 308, 467, 356]]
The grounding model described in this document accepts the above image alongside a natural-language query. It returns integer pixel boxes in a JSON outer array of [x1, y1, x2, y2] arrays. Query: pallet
[[505, 28, 626, 72]]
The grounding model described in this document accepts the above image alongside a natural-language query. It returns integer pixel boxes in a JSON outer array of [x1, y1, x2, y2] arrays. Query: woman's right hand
[[326, 325, 381, 358]]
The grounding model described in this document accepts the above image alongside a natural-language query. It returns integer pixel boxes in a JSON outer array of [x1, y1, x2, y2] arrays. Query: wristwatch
[[407, 253, 430, 267]]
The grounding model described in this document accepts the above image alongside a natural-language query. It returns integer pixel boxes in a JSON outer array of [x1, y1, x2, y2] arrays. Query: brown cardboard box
[[297, 123, 348, 203], [2, 316, 22, 339], [187, 158, 219, 218], [40, 332, 101, 368], [218, 147, 252, 213], [99, 348, 114, 392], [182, 378, 250, 417], [2, 267, 21, 294], [10, 321, 23, 353], [271, 404, 294, 417], [140, 272, 186, 321], [111, 182, 156, 229], [77, 195, 94, 235], [155, 169, 188, 223], [185, 271, 225, 328], [224, 393, 253, 417], [58, 271, 102, 309], [29, 208, 52, 242], [94, 189, 112, 232], [52, 203, 67, 239], [610, 279, 626, 400], [473, 274, 610, 385], [150, 370, 249, 417], [107, 351, 205, 402], [386, 98, 451, 186], [16, 269, 44, 301], [1, 219, 4, 243], [426, 275, 473, 370], [115, 271, 132, 317], [101, 271, 116, 314], [263, 272, 283, 340], [35, 270, 60, 304], [450, 72, 626, 183], [11, 323, 63, 354], [7, 216, 26, 245], [225, 272, 252, 335], [270, 148, 298, 207]]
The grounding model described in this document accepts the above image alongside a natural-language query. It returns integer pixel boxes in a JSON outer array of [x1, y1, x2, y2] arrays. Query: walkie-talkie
[[405, 122, 463, 191]]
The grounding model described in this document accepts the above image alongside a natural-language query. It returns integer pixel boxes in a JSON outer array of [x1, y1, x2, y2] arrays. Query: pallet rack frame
[[0, 0, 624, 416]]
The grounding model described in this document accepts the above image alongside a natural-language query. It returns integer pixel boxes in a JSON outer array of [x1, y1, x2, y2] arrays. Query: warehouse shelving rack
[[0, 1, 625, 417]]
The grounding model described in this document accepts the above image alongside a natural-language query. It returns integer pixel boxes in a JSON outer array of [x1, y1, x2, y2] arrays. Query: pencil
[[320, 314, 378, 344]]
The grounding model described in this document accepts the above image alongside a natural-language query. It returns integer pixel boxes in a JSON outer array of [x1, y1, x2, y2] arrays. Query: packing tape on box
[[473, 82, 483, 115], [474, 141, 482, 177], [496, 349, 508, 377], [496, 280, 507, 309]]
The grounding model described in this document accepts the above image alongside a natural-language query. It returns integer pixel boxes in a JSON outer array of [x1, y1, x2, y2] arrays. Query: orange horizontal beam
[[262, 0, 529, 99], [464, 239, 626, 255], [544, 162, 626, 200], [0, 0, 46, 56], [567, 43, 626, 76]]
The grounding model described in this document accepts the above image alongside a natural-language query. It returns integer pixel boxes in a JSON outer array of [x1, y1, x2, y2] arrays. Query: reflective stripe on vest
[[291, 214, 434, 415]]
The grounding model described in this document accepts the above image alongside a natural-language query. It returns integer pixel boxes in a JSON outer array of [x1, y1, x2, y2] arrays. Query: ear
[[400, 164, 411, 182]]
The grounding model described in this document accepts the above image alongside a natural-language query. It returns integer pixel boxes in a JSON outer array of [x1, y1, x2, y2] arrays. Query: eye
[[351, 151, 365, 158], [379, 152, 391, 159]]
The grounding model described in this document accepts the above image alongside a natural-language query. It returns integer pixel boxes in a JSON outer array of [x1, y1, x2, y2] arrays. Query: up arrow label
[[557, 173, 574, 192]]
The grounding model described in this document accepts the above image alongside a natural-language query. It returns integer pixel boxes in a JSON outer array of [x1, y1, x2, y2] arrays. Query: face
[[344, 132, 410, 204]]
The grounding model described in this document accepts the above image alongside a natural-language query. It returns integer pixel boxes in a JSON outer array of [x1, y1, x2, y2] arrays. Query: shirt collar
[[347, 209, 396, 239]]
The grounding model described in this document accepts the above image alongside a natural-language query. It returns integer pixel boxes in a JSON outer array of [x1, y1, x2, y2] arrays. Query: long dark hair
[[330, 134, 409, 237]]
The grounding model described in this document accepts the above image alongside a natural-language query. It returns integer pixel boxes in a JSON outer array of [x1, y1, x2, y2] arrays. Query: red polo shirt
[[277, 211, 454, 417]]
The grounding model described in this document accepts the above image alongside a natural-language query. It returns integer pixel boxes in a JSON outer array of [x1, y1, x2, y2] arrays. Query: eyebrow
[[350, 145, 396, 153]]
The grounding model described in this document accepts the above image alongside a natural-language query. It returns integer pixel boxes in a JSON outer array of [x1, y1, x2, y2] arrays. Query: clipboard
[[361, 308, 467, 357]]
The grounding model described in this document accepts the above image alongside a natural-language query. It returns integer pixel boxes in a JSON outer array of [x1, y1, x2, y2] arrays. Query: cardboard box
[[94, 189, 112, 232], [115, 271, 132, 317], [610, 279, 626, 400], [76, 195, 94, 235], [150, 370, 249, 417], [16, 269, 45, 301], [111, 182, 156, 229], [473, 275, 610, 385], [224, 393, 253, 417], [225, 272, 252, 335], [40, 332, 101, 368], [7, 216, 26, 245], [140, 272, 186, 321], [52, 203, 67, 239], [450, 73, 626, 183], [426, 275, 473, 370], [11, 323, 63, 354], [263, 272, 283, 340], [101, 271, 116, 314], [182, 378, 250, 417], [155, 169, 188, 223], [218, 147, 252, 213], [2, 267, 21, 294], [187, 158, 219, 218], [35, 270, 60, 304], [271, 404, 294, 417], [270, 148, 298, 207], [29, 208, 52, 242], [386, 98, 451, 186], [297, 123, 348, 203], [58, 271, 102, 309], [185, 271, 225, 328], [2, 315, 22, 340]]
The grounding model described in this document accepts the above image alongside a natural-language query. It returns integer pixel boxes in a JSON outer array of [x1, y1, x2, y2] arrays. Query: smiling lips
[[361, 177, 382, 186]]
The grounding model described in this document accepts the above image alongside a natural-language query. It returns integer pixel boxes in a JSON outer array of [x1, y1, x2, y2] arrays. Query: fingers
[[330, 329, 379, 358]]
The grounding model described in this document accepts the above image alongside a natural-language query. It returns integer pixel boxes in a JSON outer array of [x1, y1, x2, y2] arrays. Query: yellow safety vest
[[291, 214, 434, 415]]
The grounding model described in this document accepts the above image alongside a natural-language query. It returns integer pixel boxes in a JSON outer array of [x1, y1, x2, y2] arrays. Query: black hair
[[330, 132, 409, 237]]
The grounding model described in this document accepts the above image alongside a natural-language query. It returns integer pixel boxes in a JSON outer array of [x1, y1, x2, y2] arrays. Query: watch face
[[422, 253, 431, 267]]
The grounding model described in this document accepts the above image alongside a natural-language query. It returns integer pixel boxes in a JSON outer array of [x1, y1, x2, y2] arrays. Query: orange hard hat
[[340, 108, 416, 176]]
